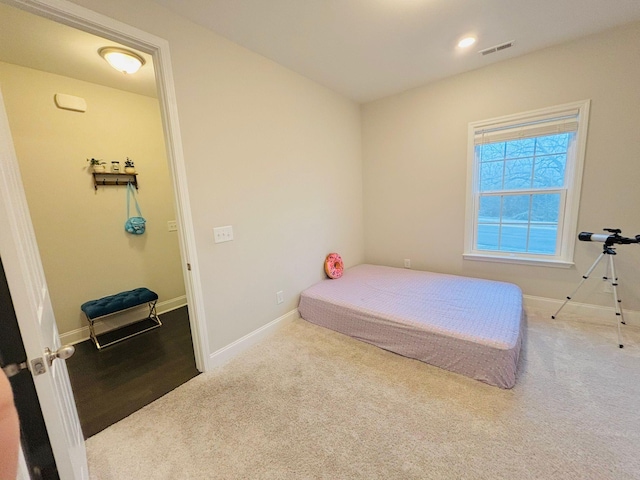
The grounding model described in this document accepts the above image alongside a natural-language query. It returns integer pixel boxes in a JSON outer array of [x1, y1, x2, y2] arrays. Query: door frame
[[4, 0, 211, 371]]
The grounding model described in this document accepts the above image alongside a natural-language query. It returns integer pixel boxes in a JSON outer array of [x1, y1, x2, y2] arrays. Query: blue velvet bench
[[81, 288, 161, 350]]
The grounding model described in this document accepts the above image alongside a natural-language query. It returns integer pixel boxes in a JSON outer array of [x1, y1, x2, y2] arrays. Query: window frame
[[463, 100, 590, 268]]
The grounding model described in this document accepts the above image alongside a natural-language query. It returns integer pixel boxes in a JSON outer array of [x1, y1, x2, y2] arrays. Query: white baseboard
[[208, 309, 299, 370], [59, 295, 187, 345], [524, 295, 640, 327], [155, 295, 188, 315]]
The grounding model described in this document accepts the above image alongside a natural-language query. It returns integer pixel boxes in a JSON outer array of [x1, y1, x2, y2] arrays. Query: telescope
[[554, 227, 640, 348], [578, 228, 640, 246]]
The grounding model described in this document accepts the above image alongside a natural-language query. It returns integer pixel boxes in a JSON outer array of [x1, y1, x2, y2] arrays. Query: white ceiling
[[0, 3, 157, 98], [1, 1, 640, 103], [151, 0, 640, 102]]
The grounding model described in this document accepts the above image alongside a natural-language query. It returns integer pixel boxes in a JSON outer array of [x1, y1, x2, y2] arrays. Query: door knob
[[44, 345, 75, 366]]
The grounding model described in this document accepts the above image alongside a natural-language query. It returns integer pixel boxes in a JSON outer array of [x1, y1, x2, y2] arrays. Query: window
[[464, 101, 590, 267]]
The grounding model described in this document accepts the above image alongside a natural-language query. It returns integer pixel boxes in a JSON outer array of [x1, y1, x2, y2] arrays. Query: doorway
[[0, 0, 206, 440]]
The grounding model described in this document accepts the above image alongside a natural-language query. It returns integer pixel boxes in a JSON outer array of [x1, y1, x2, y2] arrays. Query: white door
[[0, 88, 88, 478]]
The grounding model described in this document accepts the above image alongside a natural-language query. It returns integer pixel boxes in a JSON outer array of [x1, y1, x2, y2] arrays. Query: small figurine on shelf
[[124, 157, 136, 174], [87, 158, 106, 173]]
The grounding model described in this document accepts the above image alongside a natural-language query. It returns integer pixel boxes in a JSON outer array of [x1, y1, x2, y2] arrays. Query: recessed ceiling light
[[98, 47, 145, 75], [458, 36, 477, 49]]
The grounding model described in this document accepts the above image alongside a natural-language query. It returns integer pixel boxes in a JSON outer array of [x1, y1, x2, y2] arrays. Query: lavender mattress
[[298, 264, 523, 388]]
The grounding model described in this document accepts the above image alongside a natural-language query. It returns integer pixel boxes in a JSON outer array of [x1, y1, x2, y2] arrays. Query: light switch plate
[[213, 225, 234, 243]]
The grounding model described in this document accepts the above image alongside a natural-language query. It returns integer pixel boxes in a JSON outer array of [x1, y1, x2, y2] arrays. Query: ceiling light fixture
[[98, 47, 145, 74], [457, 36, 477, 49]]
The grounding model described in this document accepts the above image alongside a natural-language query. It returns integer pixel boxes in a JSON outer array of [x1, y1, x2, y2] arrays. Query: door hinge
[[2, 361, 29, 378]]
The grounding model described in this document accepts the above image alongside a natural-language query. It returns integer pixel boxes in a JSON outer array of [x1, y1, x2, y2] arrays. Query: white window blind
[[473, 110, 579, 144]]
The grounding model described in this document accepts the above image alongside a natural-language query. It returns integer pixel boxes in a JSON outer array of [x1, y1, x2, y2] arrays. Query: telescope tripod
[[552, 243, 626, 348]]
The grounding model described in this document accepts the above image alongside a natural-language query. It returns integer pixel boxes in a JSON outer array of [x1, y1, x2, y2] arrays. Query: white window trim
[[463, 100, 591, 267]]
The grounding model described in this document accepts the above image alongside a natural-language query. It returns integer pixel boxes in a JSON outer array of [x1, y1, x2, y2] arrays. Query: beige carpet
[[86, 309, 640, 479]]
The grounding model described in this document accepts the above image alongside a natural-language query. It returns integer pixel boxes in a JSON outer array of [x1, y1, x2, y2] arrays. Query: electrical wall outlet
[[167, 220, 177, 232], [213, 225, 234, 243], [276, 291, 284, 304], [404, 259, 411, 268]]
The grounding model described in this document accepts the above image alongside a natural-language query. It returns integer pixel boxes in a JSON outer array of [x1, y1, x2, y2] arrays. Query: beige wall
[[66, 0, 364, 351], [0, 61, 185, 335], [362, 22, 640, 309], [20, 0, 633, 352]]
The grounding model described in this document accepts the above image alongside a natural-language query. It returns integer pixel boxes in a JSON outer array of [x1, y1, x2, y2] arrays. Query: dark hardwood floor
[[66, 306, 200, 439]]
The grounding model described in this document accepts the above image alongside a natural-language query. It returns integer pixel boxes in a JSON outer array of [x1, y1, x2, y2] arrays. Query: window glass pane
[[505, 138, 535, 159], [533, 154, 566, 188], [479, 161, 503, 192], [477, 224, 499, 251], [502, 195, 530, 222], [478, 195, 501, 222], [477, 142, 505, 162], [528, 225, 557, 254], [535, 133, 570, 155], [531, 193, 560, 222], [503, 158, 533, 190], [500, 224, 528, 252]]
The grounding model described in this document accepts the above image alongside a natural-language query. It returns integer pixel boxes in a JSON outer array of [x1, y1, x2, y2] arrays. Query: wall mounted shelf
[[92, 172, 138, 190]]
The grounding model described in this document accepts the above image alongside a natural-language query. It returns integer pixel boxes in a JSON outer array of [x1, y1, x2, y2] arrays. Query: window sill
[[463, 253, 574, 268]]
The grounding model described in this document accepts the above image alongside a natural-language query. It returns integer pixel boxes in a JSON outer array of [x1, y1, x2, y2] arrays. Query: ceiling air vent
[[479, 40, 515, 56]]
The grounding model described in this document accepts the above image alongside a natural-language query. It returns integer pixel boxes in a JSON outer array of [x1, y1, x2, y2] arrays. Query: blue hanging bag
[[125, 182, 146, 235]]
